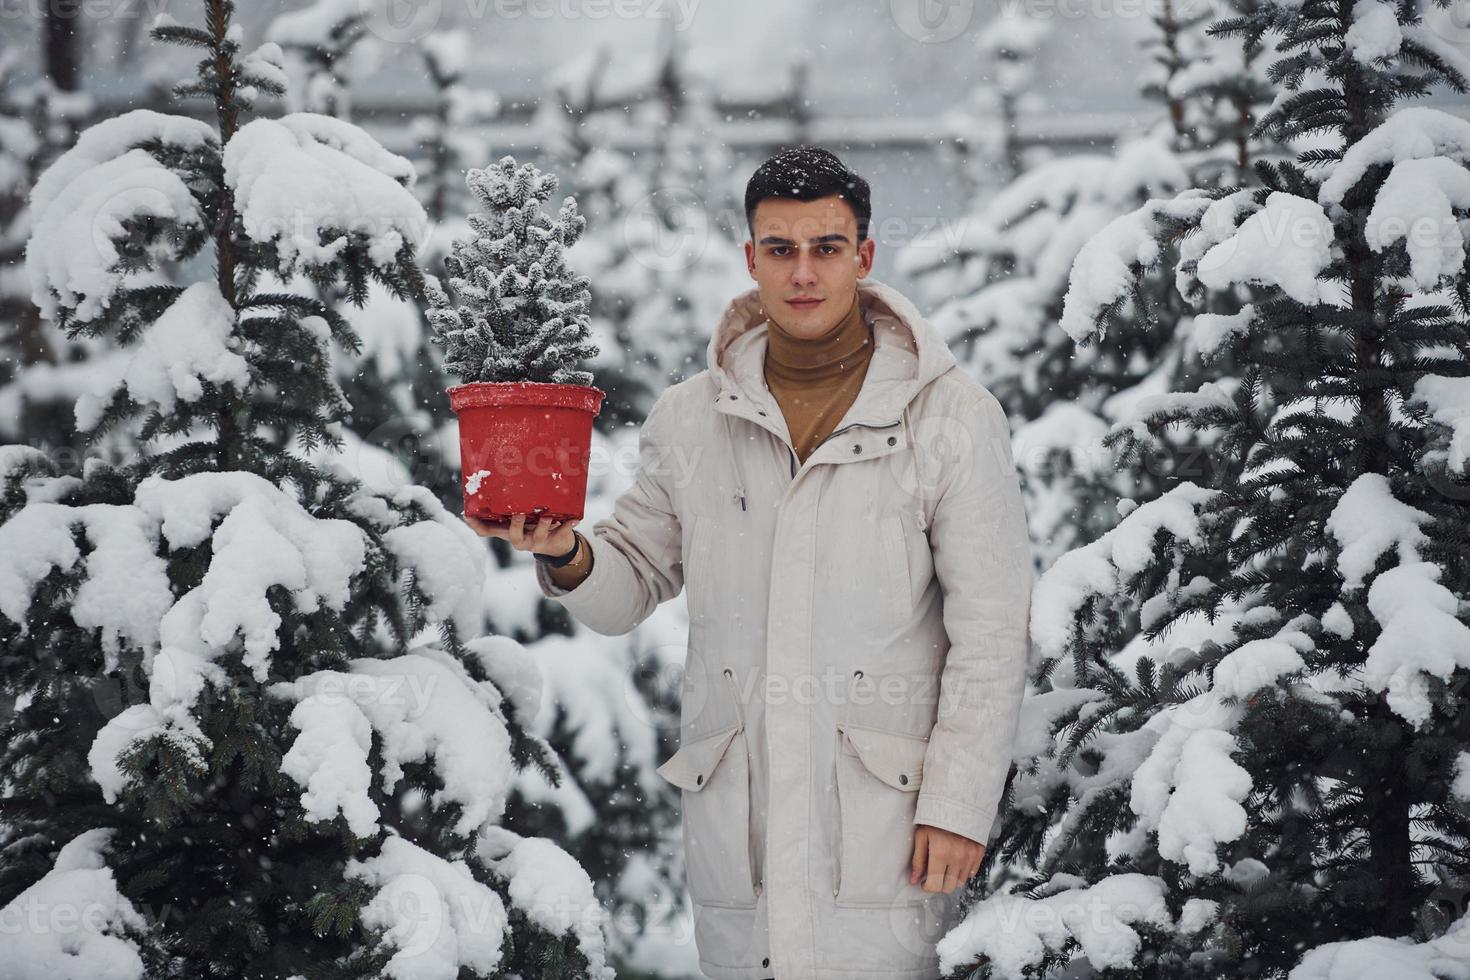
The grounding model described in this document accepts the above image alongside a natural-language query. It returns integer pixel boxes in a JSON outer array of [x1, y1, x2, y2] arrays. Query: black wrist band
[[534, 530, 582, 567]]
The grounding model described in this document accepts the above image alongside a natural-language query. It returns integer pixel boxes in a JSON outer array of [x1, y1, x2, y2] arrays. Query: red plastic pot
[[448, 380, 606, 527]]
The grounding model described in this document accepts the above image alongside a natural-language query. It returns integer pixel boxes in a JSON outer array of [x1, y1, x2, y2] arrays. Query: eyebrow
[[758, 234, 851, 246]]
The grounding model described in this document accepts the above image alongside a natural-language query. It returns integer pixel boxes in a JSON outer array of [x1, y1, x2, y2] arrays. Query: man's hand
[[911, 824, 985, 894], [464, 513, 580, 557]]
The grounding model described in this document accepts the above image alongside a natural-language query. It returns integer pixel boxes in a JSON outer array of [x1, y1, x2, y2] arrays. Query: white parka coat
[[537, 278, 1034, 980]]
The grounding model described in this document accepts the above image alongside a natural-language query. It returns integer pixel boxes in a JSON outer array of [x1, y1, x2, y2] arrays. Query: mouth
[[787, 298, 823, 309]]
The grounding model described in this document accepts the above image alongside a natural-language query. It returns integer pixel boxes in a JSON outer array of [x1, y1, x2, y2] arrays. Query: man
[[466, 146, 1034, 980]]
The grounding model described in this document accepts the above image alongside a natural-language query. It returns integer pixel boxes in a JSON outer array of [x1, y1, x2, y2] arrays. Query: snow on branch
[[223, 113, 428, 273], [0, 829, 150, 980], [476, 826, 616, 980], [1290, 904, 1470, 980], [936, 873, 1173, 976], [26, 147, 206, 324], [271, 650, 515, 839], [1318, 106, 1470, 208], [1031, 481, 1219, 659], [344, 834, 511, 980], [74, 282, 251, 432], [1194, 191, 1340, 307]]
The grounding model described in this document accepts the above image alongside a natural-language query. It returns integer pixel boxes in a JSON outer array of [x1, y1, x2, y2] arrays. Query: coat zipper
[[719, 388, 903, 480], [811, 417, 902, 453], [790, 417, 903, 481]]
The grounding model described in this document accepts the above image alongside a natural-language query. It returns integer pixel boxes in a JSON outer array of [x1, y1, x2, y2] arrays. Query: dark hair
[[744, 145, 872, 242]]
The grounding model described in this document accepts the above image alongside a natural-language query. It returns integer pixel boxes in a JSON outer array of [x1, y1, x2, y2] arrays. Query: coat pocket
[[656, 722, 759, 908], [833, 721, 931, 908]]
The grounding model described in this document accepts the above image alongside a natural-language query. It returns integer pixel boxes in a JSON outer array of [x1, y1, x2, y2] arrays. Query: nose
[[791, 248, 817, 287]]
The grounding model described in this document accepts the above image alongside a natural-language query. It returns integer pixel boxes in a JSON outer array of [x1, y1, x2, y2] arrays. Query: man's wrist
[[534, 530, 582, 567]]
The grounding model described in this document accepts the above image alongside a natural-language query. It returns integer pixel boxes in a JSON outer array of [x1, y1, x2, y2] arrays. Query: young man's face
[[744, 194, 876, 339]]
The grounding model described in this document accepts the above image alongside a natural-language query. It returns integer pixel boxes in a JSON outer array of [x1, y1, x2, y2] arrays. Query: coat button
[[730, 394, 739, 400], [696, 773, 704, 785], [887, 435, 897, 445], [852, 444, 861, 454], [762, 957, 770, 967], [899, 773, 909, 785]]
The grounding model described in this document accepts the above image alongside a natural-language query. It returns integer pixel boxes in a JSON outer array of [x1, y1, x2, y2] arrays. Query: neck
[[763, 292, 871, 381]]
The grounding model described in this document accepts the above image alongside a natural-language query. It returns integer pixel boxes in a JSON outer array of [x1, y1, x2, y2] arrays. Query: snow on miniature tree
[[0, 4, 615, 978], [936, 2, 1470, 977], [425, 155, 599, 387]]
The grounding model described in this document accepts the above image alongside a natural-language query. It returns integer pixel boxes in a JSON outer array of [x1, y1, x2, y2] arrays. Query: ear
[[857, 236, 876, 277]]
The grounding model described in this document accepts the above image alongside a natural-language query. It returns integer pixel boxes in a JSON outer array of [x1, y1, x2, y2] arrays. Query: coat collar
[[706, 277, 958, 428]]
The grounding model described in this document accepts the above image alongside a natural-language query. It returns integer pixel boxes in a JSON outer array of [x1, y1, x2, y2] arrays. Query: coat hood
[[705, 277, 958, 419], [705, 277, 961, 518]]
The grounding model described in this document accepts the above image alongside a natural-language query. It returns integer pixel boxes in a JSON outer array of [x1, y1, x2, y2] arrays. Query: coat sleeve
[[913, 390, 1034, 846], [534, 387, 685, 636]]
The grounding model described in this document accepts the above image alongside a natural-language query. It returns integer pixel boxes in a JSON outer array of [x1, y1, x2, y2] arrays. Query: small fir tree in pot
[[427, 155, 605, 526]]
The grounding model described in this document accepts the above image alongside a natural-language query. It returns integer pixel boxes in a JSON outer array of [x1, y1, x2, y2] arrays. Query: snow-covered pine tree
[[931, 18, 1052, 221], [0, 4, 614, 977], [938, 2, 1470, 977], [414, 29, 500, 229], [0, 50, 97, 450], [530, 51, 652, 428], [264, 0, 374, 119], [255, 8, 487, 540], [425, 154, 599, 386], [896, 139, 1192, 570], [1139, 0, 1275, 188], [619, 26, 752, 396], [897, 5, 1278, 571]]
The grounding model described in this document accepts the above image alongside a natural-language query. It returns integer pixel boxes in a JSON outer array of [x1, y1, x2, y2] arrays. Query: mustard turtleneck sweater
[[546, 290, 875, 591], [762, 291, 875, 464]]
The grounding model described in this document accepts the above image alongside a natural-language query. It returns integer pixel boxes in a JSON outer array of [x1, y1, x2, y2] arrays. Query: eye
[[770, 246, 789, 256], [820, 245, 838, 255]]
